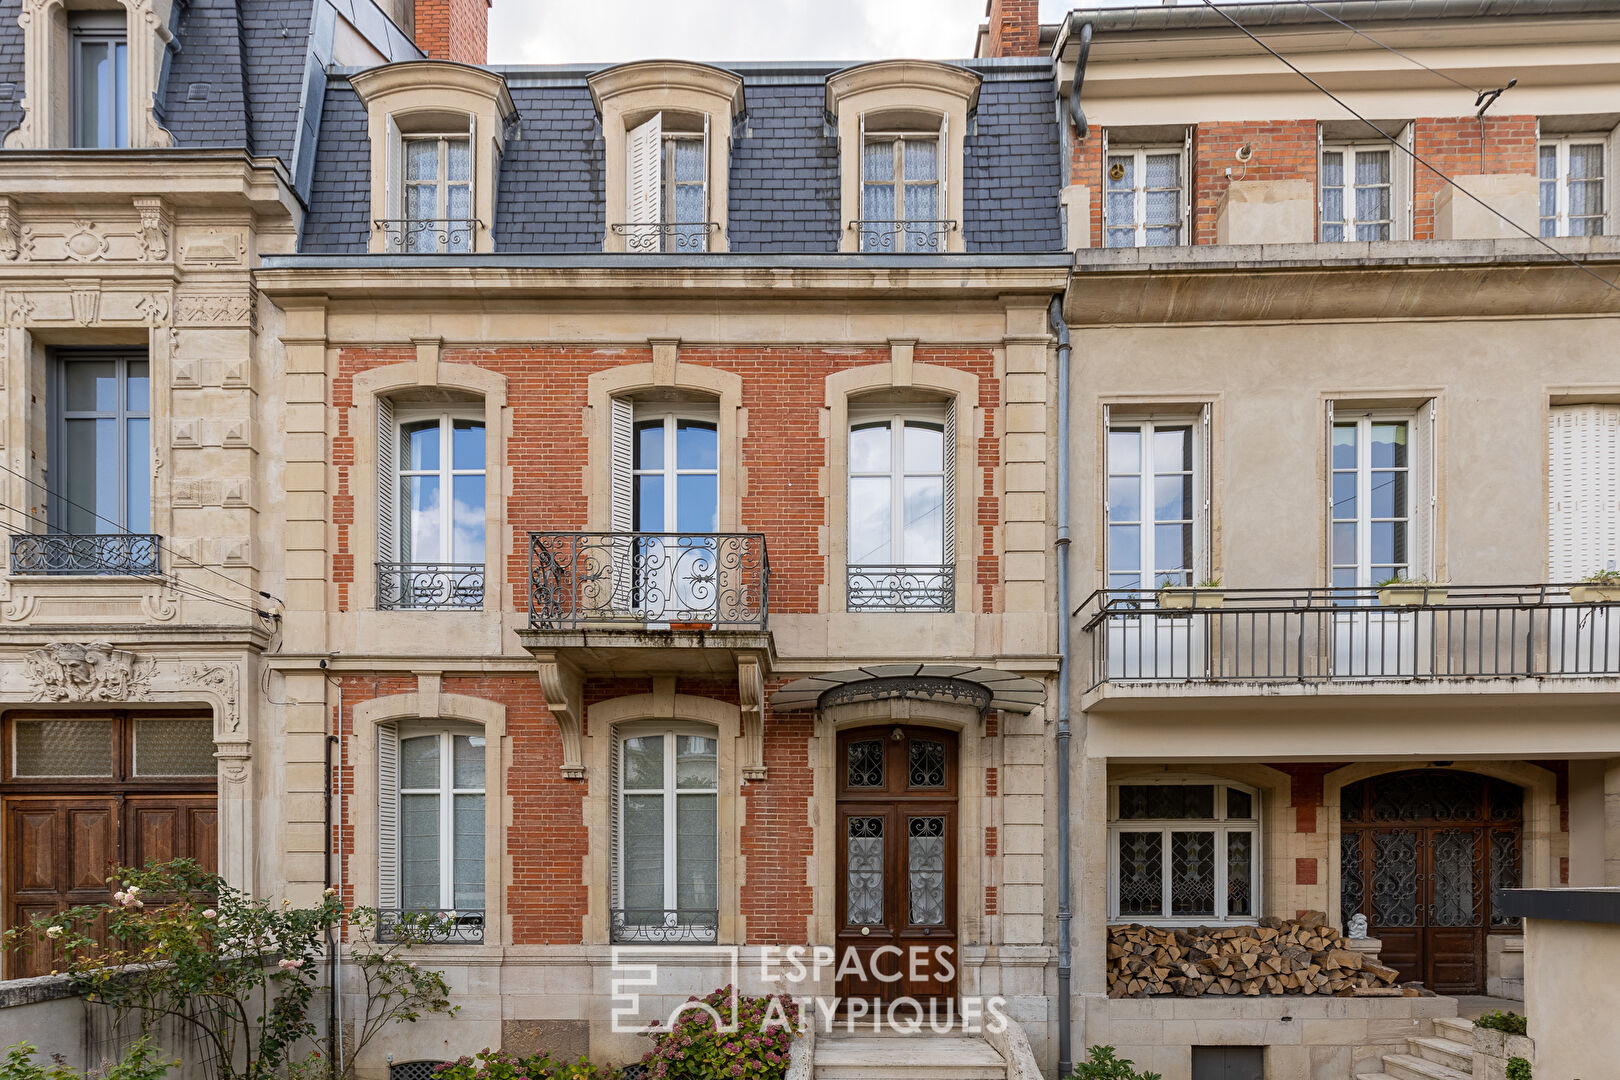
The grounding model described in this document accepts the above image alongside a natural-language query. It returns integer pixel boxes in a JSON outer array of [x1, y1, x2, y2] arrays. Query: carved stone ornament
[[181, 663, 241, 732], [1347, 913, 1369, 939], [535, 652, 584, 778], [25, 641, 156, 703], [0, 197, 18, 261], [133, 197, 171, 261]]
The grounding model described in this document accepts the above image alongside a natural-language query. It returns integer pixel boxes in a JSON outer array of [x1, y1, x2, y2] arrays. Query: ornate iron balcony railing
[[610, 908, 719, 944], [610, 221, 721, 252], [372, 218, 480, 254], [375, 908, 484, 944], [1079, 583, 1620, 690], [851, 218, 958, 253], [847, 564, 955, 612], [377, 562, 485, 611], [11, 533, 160, 576], [528, 531, 768, 630]]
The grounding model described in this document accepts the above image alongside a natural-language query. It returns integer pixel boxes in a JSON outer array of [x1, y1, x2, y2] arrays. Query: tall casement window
[[1320, 141, 1405, 241], [1539, 136, 1608, 237], [379, 724, 486, 941], [847, 406, 954, 612], [1104, 413, 1207, 592], [403, 135, 472, 252], [611, 724, 719, 942], [70, 12, 128, 148], [1103, 142, 1187, 248], [376, 400, 486, 610], [624, 113, 711, 251], [1329, 409, 1433, 588], [631, 407, 719, 536], [1109, 781, 1261, 924], [860, 124, 946, 252]]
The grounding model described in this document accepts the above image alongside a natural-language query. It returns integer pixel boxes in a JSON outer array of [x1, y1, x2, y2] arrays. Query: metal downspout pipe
[[1049, 295, 1074, 1077]]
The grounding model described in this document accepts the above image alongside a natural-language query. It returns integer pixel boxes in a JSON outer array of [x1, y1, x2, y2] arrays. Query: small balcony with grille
[[9, 532, 160, 576], [849, 219, 958, 253]]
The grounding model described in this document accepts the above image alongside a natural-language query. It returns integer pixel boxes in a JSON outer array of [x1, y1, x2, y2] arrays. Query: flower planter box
[[1156, 587, 1225, 609], [1377, 585, 1448, 607], [1569, 583, 1620, 604]]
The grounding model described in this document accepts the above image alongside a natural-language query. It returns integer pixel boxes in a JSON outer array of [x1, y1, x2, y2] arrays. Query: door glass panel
[[1371, 830, 1419, 926], [1226, 831, 1253, 917], [12, 719, 113, 777], [1116, 831, 1163, 916], [675, 474, 718, 533], [1430, 829, 1479, 927], [846, 816, 885, 925], [1341, 831, 1365, 924], [908, 739, 945, 788], [1169, 830, 1216, 917], [907, 816, 946, 925], [1489, 829, 1521, 928], [132, 717, 215, 776], [846, 739, 884, 788]]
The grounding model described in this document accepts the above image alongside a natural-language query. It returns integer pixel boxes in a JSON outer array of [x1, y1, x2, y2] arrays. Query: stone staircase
[[813, 1027, 1006, 1079], [1357, 1016, 1476, 1080]]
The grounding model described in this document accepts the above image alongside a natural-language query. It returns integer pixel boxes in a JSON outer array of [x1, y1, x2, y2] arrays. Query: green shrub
[[431, 1050, 617, 1080], [3, 1037, 176, 1080], [638, 985, 800, 1080], [1505, 1056, 1532, 1080], [1474, 1010, 1529, 1036], [1067, 1044, 1163, 1080]]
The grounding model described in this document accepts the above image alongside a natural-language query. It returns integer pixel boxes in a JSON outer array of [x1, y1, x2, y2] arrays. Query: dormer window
[[402, 133, 473, 253], [623, 113, 713, 252], [860, 126, 944, 252], [70, 12, 128, 148]]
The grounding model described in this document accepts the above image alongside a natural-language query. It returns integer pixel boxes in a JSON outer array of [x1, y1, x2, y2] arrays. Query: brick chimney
[[985, 0, 1041, 58], [413, 0, 490, 64]]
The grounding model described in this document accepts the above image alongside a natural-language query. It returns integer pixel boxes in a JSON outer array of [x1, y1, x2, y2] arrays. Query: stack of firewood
[[1106, 912, 1404, 998]]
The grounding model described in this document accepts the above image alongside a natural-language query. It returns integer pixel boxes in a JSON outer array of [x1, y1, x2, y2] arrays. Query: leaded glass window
[[907, 816, 946, 925], [1108, 781, 1260, 924], [846, 739, 885, 788], [846, 816, 885, 926], [908, 739, 946, 789]]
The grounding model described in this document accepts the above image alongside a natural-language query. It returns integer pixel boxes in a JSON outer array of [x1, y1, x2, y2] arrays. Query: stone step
[[1408, 1035, 1474, 1073], [1380, 1052, 1473, 1080], [1432, 1016, 1475, 1043], [1355, 1074, 1396, 1080], [814, 1035, 1005, 1080]]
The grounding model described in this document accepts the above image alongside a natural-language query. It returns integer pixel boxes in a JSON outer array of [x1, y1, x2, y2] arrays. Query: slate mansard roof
[[303, 59, 1065, 255]]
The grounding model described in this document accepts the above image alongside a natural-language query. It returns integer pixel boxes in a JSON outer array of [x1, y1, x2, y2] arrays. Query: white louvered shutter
[[1394, 123, 1415, 240], [1181, 127, 1194, 243], [467, 113, 479, 248], [1200, 404, 1213, 581], [377, 396, 398, 567], [1099, 129, 1110, 238], [943, 404, 957, 580], [610, 397, 635, 531], [608, 731, 622, 911], [384, 117, 404, 248], [1324, 400, 1335, 582], [1410, 401, 1436, 578], [1101, 402, 1111, 579], [1608, 122, 1620, 234], [1549, 405, 1620, 580], [627, 112, 663, 241], [378, 724, 400, 908], [939, 112, 949, 237]]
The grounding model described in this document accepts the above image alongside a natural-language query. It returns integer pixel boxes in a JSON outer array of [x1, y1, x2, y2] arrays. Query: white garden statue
[[1347, 913, 1369, 939]]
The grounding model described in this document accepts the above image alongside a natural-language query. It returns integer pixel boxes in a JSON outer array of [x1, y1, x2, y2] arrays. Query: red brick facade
[[985, 0, 1041, 59], [1190, 120, 1318, 245], [413, 0, 489, 65], [1410, 115, 1538, 240]]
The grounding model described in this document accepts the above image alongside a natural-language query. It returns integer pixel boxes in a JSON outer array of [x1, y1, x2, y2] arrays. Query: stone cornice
[[587, 59, 745, 117], [0, 152, 298, 217]]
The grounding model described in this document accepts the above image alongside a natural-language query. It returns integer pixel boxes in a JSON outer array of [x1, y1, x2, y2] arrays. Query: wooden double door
[[835, 726, 958, 1005], [3, 712, 218, 978], [1340, 770, 1522, 995]]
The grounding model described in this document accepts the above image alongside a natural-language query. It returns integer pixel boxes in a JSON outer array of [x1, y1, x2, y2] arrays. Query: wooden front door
[[2, 713, 218, 977], [835, 726, 958, 1005], [1341, 770, 1523, 995]]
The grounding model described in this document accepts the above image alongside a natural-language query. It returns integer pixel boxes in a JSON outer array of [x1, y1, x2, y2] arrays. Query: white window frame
[[392, 724, 486, 914], [391, 407, 487, 566], [1102, 141, 1188, 248], [1104, 415, 1207, 592], [847, 405, 953, 571], [612, 722, 720, 941], [1106, 778, 1262, 926], [1319, 141, 1398, 242], [400, 133, 473, 253], [69, 11, 128, 149], [1538, 135, 1609, 238], [860, 129, 943, 251], [630, 406, 720, 534], [625, 113, 711, 251], [1330, 411, 1417, 588]]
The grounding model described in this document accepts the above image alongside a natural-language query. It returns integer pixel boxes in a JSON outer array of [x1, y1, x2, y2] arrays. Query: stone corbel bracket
[[738, 655, 766, 782], [535, 651, 585, 779]]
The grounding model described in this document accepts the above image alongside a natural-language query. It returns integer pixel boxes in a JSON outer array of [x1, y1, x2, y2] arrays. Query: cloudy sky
[[487, 0, 1084, 65]]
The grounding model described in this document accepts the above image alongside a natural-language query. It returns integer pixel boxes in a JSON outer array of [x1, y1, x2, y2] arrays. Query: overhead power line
[[1296, 0, 1484, 96]]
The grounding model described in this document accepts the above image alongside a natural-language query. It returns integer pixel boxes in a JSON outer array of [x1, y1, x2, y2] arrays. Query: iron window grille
[[373, 217, 480, 254], [376, 562, 485, 610], [375, 908, 484, 944], [846, 564, 954, 612], [528, 531, 768, 629], [10, 532, 160, 576]]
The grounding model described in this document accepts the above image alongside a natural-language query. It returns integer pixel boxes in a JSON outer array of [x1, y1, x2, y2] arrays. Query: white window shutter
[[1396, 123, 1415, 240], [1200, 404, 1213, 581], [1324, 400, 1335, 582], [467, 113, 479, 243], [702, 111, 712, 222], [1549, 404, 1620, 581], [1182, 127, 1194, 242], [1607, 122, 1620, 234], [938, 112, 949, 229], [378, 724, 400, 908], [627, 113, 663, 227], [1410, 401, 1436, 579], [1100, 129, 1110, 236], [1101, 402, 1111, 578], [1316, 125, 1325, 235], [609, 730, 622, 909], [385, 116, 404, 248], [610, 397, 635, 532], [377, 396, 398, 566], [943, 403, 957, 572]]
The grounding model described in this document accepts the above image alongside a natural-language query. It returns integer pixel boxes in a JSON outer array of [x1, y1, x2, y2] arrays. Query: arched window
[[376, 396, 486, 610], [610, 722, 719, 942], [1107, 779, 1261, 924], [847, 401, 954, 611], [378, 721, 486, 941]]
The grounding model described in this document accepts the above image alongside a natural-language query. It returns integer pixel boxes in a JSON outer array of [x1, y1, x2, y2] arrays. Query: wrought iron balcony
[[372, 217, 479, 253], [1080, 584, 1620, 691], [375, 908, 484, 944], [10, 532, 160, 576], [377, 562, 485, 611], [528, 531, 768, 630], [610, 221, 721, 252], [851, 218, 958, 253], [610, 907, 719, 944], [847, 564, 954, 612]]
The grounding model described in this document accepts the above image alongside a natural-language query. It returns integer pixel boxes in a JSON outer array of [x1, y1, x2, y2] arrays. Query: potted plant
[[1569, 568, 1620, 604], [1156, 577, 1225, 609], [1376, 574, 1449, 606]]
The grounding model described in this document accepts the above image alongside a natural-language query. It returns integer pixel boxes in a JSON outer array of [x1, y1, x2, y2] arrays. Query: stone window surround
[[826, 350, 979, 614], [585, 348, 744, 532], [5, 0, 174, 151], [1095, 398, 1221, 587], [349, 60, 515, 255], [349, 679, 508, 947], [348, 346, 509, 614], [583, 684, 743, 944], [587, 60, 745, 254], [825, 60, 981, 254]]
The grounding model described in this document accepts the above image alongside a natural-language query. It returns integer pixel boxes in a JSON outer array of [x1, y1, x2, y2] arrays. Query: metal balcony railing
[[847, 564, 954, 612], [850, 218, 958, 253], [610, 221, 720, 252], [375, 908, 484, 944], [10, 533, 160, 576], [372, 218, 479, 253], [376, 562, 485, 611], [1079, 584, 1620, 690], [528, 532, 768, 630], [610, 907, 719, 944]]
